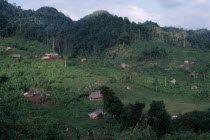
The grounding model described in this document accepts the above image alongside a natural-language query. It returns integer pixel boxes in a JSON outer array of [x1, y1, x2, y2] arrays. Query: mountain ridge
[[0, 0, 210, 55]]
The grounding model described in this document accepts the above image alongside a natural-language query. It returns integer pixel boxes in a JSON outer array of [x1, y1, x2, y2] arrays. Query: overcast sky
[[8, 0, 210, 30]]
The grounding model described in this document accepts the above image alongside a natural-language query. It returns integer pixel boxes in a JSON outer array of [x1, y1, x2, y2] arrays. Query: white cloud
[[109, 5, 162, 23]]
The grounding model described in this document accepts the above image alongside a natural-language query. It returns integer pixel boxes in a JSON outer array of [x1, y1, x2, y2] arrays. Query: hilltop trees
[[2, 0, 210, 55]]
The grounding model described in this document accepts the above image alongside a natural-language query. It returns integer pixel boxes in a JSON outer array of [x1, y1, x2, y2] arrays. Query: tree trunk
[[52, 37, 55, 52]]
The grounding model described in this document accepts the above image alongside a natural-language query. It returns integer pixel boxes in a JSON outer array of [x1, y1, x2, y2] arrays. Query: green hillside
[[1, 38, 210, 139], [1, 0, 210, 55], [0, 0, 210, 139]]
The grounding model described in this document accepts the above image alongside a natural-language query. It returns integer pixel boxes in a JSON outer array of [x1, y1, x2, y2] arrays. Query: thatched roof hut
[[185, 67, 191, 71], [5, 47, 12, 51], [191, 85, 199, 90], [45, 53, 59, 57], [177, 65, 184, 68], [81, 58, 87, 62], [22, 91, 35, 97], [88, 109, 104, 119], [165, 67, 173, 71], [88, 91, 103, 101], [41, 55, 50, 60], [121, 63, 130, 69], [184, 60, 195, 65], [186, 85, 199, 90], [184, 60, 190, 65], [149, 62, 159, 66], [12, 54, 21, 58], [189, 72, 199, 78], [171, 79, 176, 84]]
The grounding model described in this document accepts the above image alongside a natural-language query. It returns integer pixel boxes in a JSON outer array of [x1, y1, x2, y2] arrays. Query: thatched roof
[[121, 63, 130, 69], [88, 109, 104, 118], [186, 85, 199, 89], [185, 67, 191, 71], [177, 65, 184, 68], [165, 67, 173, 71], [23, 91, 34, 96], [189, 72, 199, 78], [45, 53, 58, 56], [171, 79, 176, 84], [191, 85, 199, 89], [12, 54, 21, 58], [81, 58, 87, 62], [88, 91, 103, 99], [6, 47, 12, 50], [149, 62, 159, 66], [184, 60, 190, 65], [184, 60, 195, 65], [41, 56, 50, 60]]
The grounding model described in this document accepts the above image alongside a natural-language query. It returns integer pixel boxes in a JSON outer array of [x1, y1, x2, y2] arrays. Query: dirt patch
[[25, 96, 40, 102], [24, 96, 53, 109]]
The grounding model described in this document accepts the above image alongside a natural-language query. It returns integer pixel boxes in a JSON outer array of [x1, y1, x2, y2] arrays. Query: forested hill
[[0, 0, 210, 55]]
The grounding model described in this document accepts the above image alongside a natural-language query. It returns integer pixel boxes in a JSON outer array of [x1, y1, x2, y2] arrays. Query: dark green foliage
[[0, 14, 7, 30], [192, 90, 210, 101], [0, 92, 64, 140], [162, 27, 184, 33], [172, 110, 210, 133], [100, 86, 124, 118], [0, 75, 8, 84], [148, 101, 171, 137], [120, 102, 145, 129], [142, 46, 167, 60], [142, 21, 160, 27], [187, 29, 210, 49], [132, 41, 169, 61], [134, 126, 158, 140], [164, 132, 210, 140], [100, 86, 115, 97], [70, 11, 151, 55], [0, 37, 50, 54]]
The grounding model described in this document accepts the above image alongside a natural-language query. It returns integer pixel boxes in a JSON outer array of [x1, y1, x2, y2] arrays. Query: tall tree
[[148, 101, 171, 137]]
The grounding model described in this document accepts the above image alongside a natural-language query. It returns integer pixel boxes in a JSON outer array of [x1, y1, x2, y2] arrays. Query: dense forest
[[0, 0, 210, 139], [1, 0, 210, 56]]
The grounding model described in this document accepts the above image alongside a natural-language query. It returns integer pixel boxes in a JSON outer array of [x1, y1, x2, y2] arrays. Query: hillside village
[[0, 0, 210, 139], [1, 32, 210, 140]]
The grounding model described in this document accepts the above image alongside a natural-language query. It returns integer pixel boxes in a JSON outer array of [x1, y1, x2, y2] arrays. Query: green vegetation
[[1, 0, 210, 56], [0, 0, 210, 139], [0, 37, 209, 139]]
